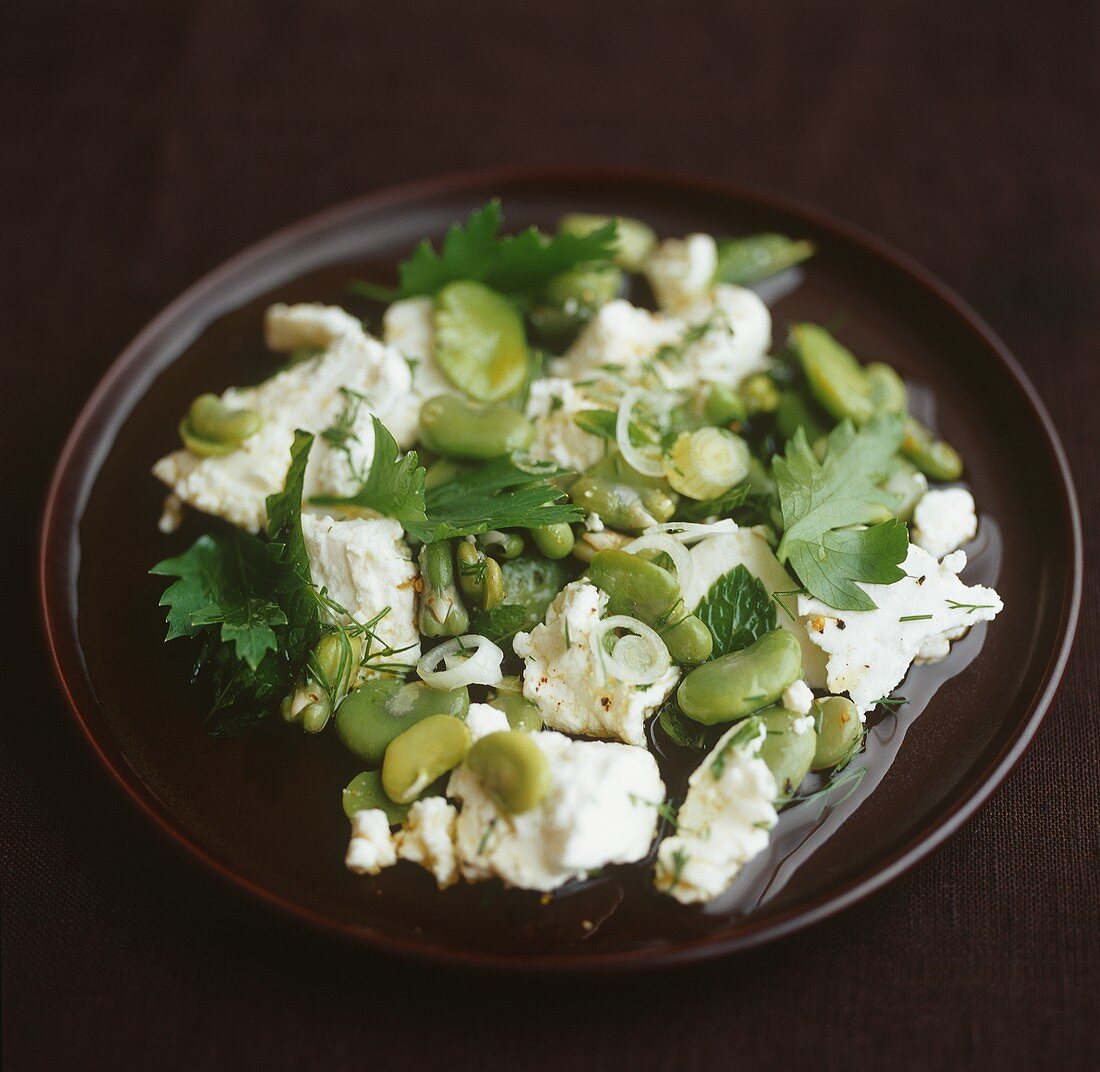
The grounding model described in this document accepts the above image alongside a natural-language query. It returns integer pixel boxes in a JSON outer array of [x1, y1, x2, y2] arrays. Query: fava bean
[[866, 361, 908, 416], [901, 416, 963, 481], [713, 234, 815, 286], [678, 630, 802, 724], [335, 679, 469, 765], [455, 540, 505, 611], [467, 731, 552, 814], [342, 770, 411, 825], [179, 394, 262, 456], [557, 213, 658, 272], [419, 395, 534, 460], [570, 528, 632, 563], [658, 611, 714, 666], [589, 549, 680, 620], [423, 457, 468, 490], [758, 707, 817, 800], [418, 541, 470, 637], [382, 714, 472, 804], [703, 383, 748, 426], [792, 323, 877, 425], [810, 695, 863, 771], [529, 522, 575, 560], [530, 264, 625, 346], [487, 678, 544, 732], [476, 529, 525, 560]]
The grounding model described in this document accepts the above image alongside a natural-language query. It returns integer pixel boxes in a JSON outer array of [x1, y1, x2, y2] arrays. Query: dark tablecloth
[[5, 2, 1097, 1068]]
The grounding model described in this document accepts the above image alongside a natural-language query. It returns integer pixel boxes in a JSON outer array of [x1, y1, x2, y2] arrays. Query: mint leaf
[[311, 416, 427, 526], [406, 457, 583, 543], [695, 565, 777, 657], [675, 481, 750, 523], [658, 704, 708, 750], [352, 200, 618, 300], [468, 603, 531, 644], [773, 414, 907, 610]]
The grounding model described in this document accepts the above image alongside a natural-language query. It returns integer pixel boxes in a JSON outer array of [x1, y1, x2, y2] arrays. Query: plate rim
[[38, 164, 1083, 973]]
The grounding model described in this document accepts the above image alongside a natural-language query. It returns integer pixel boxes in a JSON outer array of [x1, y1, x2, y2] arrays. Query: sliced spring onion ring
[[621, 533, 694, 601], [417, 635, 505, 690], [590, 615, 671, 686], [616, 388, 665, 478], [646, 519, 739, 544]]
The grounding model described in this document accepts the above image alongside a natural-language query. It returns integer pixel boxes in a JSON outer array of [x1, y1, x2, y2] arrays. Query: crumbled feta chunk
[[912, 487, 978, 559], [513, 580, 679, 746], [684, 525, 828, 688], [791, 714, 815, 736], [465, 702, 511, 741], [644, 233, 718, 312], [264, 302, 363, 352], [524, 377, 609, 472], [449, 732, 665, 892], [302, 514, 420, 667], [654, 720, 777, 904], [798, 543, 1003, 714], [345, 809, 398, 875], [153, 316, 415, 532], [675, 284, 772, 390], [382, 296, 458, 402], [394, 797, 460, 889], [551, 299, 683, 383], [782, 679, 815, 715], [584, 512, 605, 532]]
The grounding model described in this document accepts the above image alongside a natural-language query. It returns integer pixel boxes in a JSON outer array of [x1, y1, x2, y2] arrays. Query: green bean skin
[[810, 695, 863, 771], [713, 234, 815, 286], [335, 679, 470, 765], [901, 416, 964, 481], [678, 630, 802, 725], [758, 707, 817, 800], [529, 523, 575, 560], [419, 395, 534, 460], [417, 541, 470, 637]]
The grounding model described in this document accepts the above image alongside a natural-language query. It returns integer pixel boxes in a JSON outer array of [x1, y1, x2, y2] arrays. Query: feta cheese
[[798, 543, 1003, 714], [912, 487, 978, 559], [465, 702, 511, 741], [654, 720, 778, 904], [301, 514, 420, 667], [585, 512, 605, 533], [449, 732, 665, 892], [644, 233, 718, 312], [551, 299, 682, 384], [345, 809, 397, 875], [513, 580, 679, 746], [153, 321, 415, 532], [675, 284, 772, 390], [524, 377, 609, 472], [382, 296, 458, 402], [264, 302, 363, 352], [684, 525, 828, 688], [791, 714, 815, 736], [782, 679, 815, 715], [394, 797, 460, 889]]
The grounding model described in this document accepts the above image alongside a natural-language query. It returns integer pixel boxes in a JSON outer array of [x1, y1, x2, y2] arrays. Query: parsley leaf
[[151, 432, 322, 736], [773, 415, 908, 610], [695, 565, 777, 657], [658, 703, 708, 750], [405, 457, 583, 543], [311, 416, 427, 525], [351, 200, 618, 301], [675, 481, 751, 522], [468, 603, 531, 644]]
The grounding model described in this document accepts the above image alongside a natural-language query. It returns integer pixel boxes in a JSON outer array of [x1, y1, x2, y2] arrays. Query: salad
[[151, 202, 1002, 905]]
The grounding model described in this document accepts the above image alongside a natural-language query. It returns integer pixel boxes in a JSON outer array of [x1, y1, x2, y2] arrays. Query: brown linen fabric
[[4, 1, 1097, 1068]]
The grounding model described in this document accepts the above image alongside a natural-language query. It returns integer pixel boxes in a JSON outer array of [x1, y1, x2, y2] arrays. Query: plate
[[39, 167, 1082, 970]]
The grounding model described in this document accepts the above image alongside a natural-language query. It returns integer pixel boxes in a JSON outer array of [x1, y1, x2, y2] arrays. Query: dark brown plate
[[39, 167, 1081, 971]]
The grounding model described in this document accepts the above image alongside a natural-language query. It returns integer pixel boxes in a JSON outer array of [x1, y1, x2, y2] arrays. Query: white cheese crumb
[[513, 580, 679, 746], [791, 714, 816, 736], [654, 721, 777, 904], [394, 797, 460, 889], [584, 512, 605, 533], [381, 296, 459, 403], [798, 543, 1003, 714], [464, 702, 511, 741], [301, 514, 420, 668], [345, 809, 397, 875], [264, 302, 363, 352], [912, 487, 978, 559], [449, 732, 665, 892], [782, 680, 815, 715], [524, 377, 609, 473]]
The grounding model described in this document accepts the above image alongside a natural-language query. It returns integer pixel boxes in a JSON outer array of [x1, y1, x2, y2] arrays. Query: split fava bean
[[335, 679, 470, 765], [757, 707, 817, 800], [179, 394, 262, 456], [810, 695, 863, 771], [467, 731, 552, 814], [792, 323, 877, 425], [902, 415, 964, 481], [382, 714, 472, 804], [419, 395, 534, 460], [418, 541, 470, 637], [678, 629, 802, 725], [455, 540, 505, 611]]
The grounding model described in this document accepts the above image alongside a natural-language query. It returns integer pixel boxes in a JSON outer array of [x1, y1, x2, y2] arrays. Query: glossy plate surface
[[40, 168, 1081, 970]]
